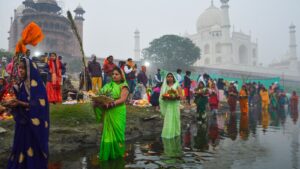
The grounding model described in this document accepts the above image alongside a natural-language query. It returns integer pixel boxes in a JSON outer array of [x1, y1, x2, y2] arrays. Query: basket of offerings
[[91, 95, 114, 105], [0, 111, 13, 121], [133, 99, 151, 107], [195, 88, 209, 97], [162, 89, 180, 101], [91, 90, 114, 107], [0, 92, 17, 107]]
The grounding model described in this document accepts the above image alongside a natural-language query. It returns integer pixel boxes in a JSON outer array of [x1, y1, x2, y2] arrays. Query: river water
[[49, 104, 299, 169]]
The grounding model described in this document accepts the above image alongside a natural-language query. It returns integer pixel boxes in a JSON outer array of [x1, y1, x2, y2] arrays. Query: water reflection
[[262, 108, 270, 133], [161, 136, 184, 165], [208, 113, 219, 148], [278, 105, 287, 127], [239, 113, 249, 140], [227, 112, 238, 141], [48, 162, 62, 169], [249, 106, 259, 136], [194, 120, 209, 151], [98, 159, 125, 169], [162, 136, 182, 158], [47, 102, 299, 169]]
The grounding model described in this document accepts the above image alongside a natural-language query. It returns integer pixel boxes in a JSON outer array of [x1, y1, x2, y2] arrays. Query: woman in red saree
[[227, 82, 238, 113], [46, 53, 62, 103]]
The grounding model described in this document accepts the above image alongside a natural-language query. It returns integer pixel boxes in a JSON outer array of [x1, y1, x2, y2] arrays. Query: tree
[[0, 49, 13, 61], [142, 35, 200, 70]]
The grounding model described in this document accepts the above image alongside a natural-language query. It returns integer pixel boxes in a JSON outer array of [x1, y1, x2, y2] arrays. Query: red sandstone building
[[8, 0, 84, 60]]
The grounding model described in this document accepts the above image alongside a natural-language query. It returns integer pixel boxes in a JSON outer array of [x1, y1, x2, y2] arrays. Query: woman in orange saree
[[239, 84, 249, 114]]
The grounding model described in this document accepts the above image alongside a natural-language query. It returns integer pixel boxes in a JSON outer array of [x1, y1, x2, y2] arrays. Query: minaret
[[220, 0, 231, 41], [289, 23, 297, 60], [74, 5, 85, 41], [134, 29, 141, 61]]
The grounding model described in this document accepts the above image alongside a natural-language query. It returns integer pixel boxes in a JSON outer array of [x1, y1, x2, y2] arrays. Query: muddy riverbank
[[0, 104, 202, 165]]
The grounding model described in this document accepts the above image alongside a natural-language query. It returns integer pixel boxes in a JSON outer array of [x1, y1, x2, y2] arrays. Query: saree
[[46, 58, 62, 103], [7, 58, 49, 169], [270, 93, 278, 109], [260, 90, 270, 110], [159, 73, 181, 139], [227, 86, 238, 113], [239, 89, 249, 114], [94, 81, 128, 161], [194, 87, 208, 122]]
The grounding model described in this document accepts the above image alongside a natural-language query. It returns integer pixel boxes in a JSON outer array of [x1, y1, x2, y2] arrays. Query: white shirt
[[124, 65, 133, 74], [176, 73, 182, 82], [155, 74, 162, 83]]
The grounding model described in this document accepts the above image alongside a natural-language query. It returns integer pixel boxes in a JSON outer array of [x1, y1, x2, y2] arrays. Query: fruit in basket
[[162, 89, 180, 100], [133, 99, 151, 107], [92, 89, 114, 107], [3, 92, 16, 102]]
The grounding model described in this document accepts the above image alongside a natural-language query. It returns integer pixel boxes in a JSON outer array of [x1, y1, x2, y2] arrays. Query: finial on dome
[[211, 0, 214, 6]]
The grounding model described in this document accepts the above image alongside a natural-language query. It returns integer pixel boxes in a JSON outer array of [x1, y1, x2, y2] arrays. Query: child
[[150, 83, 162, 111]]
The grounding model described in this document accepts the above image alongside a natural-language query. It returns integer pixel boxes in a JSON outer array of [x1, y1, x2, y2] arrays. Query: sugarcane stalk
[[67, 11, 88, 90]]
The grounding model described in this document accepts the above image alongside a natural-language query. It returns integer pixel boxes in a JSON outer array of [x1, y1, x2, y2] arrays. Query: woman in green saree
[[93, 67, 129, 161], [194, 81, 208, 124], [159, 73, 184, 139]]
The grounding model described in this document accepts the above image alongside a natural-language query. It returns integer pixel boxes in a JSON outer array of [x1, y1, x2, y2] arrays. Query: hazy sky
[[0, 0, 299, 65]]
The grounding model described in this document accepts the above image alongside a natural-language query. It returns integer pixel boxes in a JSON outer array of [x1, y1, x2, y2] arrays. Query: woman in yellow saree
[[260, 86, 270, 111], [93, 67, 129, 161]]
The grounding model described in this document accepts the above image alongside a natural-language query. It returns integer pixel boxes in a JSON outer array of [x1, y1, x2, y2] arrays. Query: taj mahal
[[183, 0, 300, 80], [187, 0, 258, 67]]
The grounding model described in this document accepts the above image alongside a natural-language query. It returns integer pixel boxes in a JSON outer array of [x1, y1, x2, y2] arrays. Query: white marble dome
[[197, 4, 222, 32], [16, 4, 25, 16]]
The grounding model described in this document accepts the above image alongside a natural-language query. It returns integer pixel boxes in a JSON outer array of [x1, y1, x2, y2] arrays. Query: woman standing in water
[[93, 67, 129, 161], [208, 82, 219, 114], [194, 81, 208, 123], [260, 86, 270, 111], [159, 73, 184, 139], [5, 58, 49, 169], [239, 84, 249, 114], [227, 82, 238, 113]]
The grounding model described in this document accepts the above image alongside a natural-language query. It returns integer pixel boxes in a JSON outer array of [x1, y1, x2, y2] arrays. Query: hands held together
[[3, 99, 20, 108], [93, 101, 116, 110]]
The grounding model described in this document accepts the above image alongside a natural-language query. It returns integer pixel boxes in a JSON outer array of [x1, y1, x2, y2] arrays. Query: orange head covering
[[15, 22, 44, 54]]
